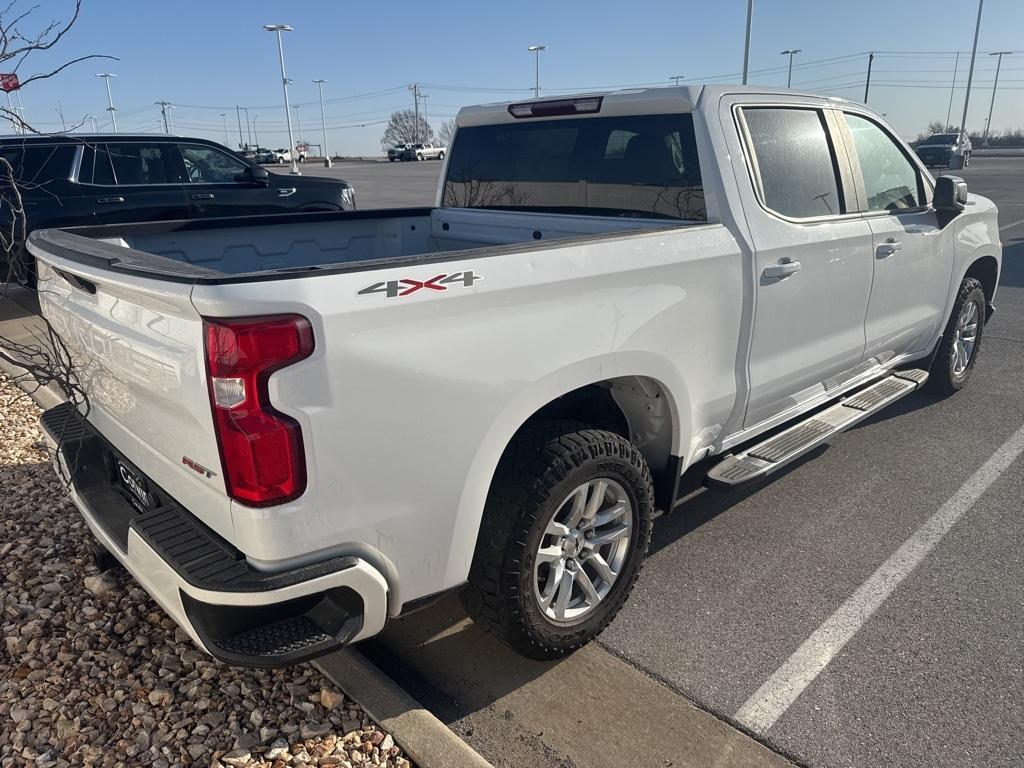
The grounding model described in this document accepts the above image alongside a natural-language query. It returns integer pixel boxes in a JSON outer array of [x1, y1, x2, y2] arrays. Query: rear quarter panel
[[190, 224, 744, 608]]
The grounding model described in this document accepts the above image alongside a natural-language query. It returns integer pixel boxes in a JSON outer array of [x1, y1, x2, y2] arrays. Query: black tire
[[462, 422, 654, 660], [437, 151, 445, 160], [927, 277, 986, 395]]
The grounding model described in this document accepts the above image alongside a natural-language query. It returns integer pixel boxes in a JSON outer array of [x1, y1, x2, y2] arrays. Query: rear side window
[[741, 107, 842, 219], [0, 144, 76, 187], [79, 145, 117, 185], [844, 113, 922, 212], [104, 143, 185, 184], [443, 114, 705, 221]]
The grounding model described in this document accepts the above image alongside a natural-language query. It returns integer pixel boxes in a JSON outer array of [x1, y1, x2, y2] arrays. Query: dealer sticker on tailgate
[[113, 454, 154, 513]]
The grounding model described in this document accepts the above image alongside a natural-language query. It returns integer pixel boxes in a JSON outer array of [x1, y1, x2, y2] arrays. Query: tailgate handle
[[191, 193, 215, 200], [97, 196, 124, 204], [54, 268, 97, 295]]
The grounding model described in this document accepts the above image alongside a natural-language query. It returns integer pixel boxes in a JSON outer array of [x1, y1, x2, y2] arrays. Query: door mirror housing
[[238, 164, 271, 185], [934, 175, 967, 216]]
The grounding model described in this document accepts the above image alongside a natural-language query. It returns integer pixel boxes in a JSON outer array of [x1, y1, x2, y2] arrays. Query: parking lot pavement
[[365, 157, 1024, 768], [270, 160, 442, 209]]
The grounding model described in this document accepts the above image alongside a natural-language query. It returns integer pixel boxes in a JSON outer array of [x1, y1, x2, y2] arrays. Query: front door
[[841, 112, 953, 361], [81, 142, 190, 224], [177, 142, 278, 217], [737, 104, 874, 428]]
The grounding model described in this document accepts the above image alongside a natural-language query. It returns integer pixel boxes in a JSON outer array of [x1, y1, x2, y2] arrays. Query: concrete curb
[[315, 650, 494, 768], [0, 353, 65, 410]]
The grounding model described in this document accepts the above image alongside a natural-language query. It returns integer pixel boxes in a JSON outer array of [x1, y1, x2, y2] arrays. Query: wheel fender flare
[[441, 352, 690, 587]]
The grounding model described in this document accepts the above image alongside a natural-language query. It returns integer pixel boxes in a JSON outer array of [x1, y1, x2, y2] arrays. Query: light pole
[[982, 51, 1012, 146], [958, 0, 985, 149], [945, 51, 960, 131], [421, 94, 430, 139], [85, 115, 98, 132], [780, 49, 801, 88], [96, 73, 118, 133], [528, 45, 546, 98], [670, 75, 685, 86], [313, 78, 330, 166], [293, 104, 303, 142], [742, 0, 753, 84], [263, 23, 300, 175], [240, 106, 253, 150], [220, 113, 229, 145], [253, 116, 259, 151]]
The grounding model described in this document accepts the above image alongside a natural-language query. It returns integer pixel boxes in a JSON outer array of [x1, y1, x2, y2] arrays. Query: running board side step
[[705, 369, 929, 489]]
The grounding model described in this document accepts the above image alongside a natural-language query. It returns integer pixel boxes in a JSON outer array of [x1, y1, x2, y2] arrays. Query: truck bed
[[28, 206, 688, 283]]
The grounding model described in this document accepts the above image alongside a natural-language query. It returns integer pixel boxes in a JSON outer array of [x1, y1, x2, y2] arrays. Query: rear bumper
[[40, 402, 389, 668]]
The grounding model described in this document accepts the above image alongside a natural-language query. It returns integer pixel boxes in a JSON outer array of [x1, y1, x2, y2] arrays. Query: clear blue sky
[[13, 0, 1024, 155]]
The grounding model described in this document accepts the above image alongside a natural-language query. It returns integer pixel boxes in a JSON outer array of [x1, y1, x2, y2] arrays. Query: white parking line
[[734, 423, 1024, 735], [1000, 217, 1024, 232]]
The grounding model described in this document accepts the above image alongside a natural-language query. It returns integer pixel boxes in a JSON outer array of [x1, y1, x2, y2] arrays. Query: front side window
[[844, 113, 921, 212], [742, 107, 842, 219], [179, 144, 248, 183], [105, 143, 185, 185], [443, 113, 705, 221]]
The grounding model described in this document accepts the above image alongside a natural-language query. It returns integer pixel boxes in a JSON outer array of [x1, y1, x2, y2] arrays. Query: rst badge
[[358, 270, 482, 299]]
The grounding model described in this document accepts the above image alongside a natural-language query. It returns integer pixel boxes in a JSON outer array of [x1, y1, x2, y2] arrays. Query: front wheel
[[462, 424, 654, 660], [927, 277, 986, 395]]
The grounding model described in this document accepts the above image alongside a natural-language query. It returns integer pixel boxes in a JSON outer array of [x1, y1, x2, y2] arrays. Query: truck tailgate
[[34, 254, 232, 542]]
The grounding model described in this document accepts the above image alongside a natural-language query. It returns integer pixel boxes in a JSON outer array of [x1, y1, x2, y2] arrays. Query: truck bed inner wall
[[92, 208, 684, 277]]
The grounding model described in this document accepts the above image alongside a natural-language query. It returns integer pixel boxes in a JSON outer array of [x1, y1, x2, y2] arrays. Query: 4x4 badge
[[357, 270, 482, 299]]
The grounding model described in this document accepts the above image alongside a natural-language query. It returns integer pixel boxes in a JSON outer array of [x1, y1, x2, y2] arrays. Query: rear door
[[839, 111, 953, 361], [734, 102, 875, 427], [79, 141, 191, 224], [178, 141, 280, 217]]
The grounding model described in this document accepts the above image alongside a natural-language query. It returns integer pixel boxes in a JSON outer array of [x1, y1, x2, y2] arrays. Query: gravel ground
[[0, 375, 413, 768]]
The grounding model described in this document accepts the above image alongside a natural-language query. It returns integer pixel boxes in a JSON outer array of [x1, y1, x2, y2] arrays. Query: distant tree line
[[914, 119, 1024, 147]]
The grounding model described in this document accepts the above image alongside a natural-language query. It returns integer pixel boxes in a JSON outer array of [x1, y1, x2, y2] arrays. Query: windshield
[[443, 113, 706, 221], [923, 134, 958, 145]]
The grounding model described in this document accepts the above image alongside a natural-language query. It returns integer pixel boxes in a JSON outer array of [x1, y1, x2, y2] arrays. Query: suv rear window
[[443, 114, 705, 221], [0, 144, 76, 187]]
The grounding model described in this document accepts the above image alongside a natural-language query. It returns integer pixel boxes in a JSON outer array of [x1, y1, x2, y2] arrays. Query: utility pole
[[55, 101, 66, 132], [527, 45, 546, 97], [156, 100, 172, 133], [97, 73, 118, 133], [220, 113, 229, 145], [982, 51, 1012, 146], [780, 49, 801, 87], [863, 52, 874, 103], [235, 105, 244, 148], [741, 0, 753, 84], [253, 116, 259, 151], [670, 75, 685, 86], [313, 79, 330, 166], [240, 106, 253, 150], [945, 51, 960, 131], [959, 0, 985, 145], [409, 83, 420, 143], [293, 104, 303, 143], [421, 94, 430, 139], [263, 23, 300, 175]]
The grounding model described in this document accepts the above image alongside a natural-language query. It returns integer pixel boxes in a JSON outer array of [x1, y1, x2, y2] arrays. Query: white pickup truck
[[29, 85, 1001, 667]]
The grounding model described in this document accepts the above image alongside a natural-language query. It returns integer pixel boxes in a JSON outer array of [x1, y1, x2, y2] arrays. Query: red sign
[[0, 73, 19, 92]]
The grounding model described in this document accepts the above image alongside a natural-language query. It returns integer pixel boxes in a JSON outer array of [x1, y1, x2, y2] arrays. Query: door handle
[[876, 238, 902, 258], [763, 260, 802, 281], [190, 193, 215, 200], [97, 196, 124, 204]]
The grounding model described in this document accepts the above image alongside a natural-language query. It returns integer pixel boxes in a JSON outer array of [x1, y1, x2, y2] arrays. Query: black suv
[[0, 134, 355, 280]]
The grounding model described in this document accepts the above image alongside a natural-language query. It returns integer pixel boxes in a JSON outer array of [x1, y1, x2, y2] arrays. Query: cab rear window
[[443, 114, 706, 221]]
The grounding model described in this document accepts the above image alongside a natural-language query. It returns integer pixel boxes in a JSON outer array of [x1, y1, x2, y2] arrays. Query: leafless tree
[[437, 119, 456, 148], [0, 0, 116, 478], [380, 109, 432, 149]]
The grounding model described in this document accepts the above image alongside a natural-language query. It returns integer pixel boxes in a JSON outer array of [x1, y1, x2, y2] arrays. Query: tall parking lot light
[[958, 0, 985, 143], [263, 23, 300, 175], [313, 79, 330, 167], [780, 49, 801, 87], [96, 73, 118, 133], [528, 45, 546, 98], [982, 51, 1012, 146]]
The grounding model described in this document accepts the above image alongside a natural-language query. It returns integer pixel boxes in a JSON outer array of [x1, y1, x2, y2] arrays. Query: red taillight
[[203, 314, 314, 507]]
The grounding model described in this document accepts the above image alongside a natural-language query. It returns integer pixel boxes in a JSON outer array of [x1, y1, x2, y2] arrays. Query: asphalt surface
[[5, 157, 1023, 768]]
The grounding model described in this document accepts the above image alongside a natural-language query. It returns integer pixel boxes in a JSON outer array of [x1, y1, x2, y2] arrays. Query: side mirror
[[934, 175, 967, 216], [238, 164, 270, 185]]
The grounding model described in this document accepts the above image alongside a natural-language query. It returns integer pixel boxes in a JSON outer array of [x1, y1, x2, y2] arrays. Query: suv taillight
[[203, 315, 314, 507]]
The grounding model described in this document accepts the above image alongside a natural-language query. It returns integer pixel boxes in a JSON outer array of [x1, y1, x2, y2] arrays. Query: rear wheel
[[462, 423, 654, 660], [437, 151, 445, 160], [927, 277, 986, 395]]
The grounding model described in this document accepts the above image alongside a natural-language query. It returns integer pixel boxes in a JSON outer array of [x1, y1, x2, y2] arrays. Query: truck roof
[[455, 84, 857, 127]]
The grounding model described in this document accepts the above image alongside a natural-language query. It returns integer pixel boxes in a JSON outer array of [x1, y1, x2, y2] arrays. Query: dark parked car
[[914, 132, 972, 169], [0, 133, 355, 282]]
